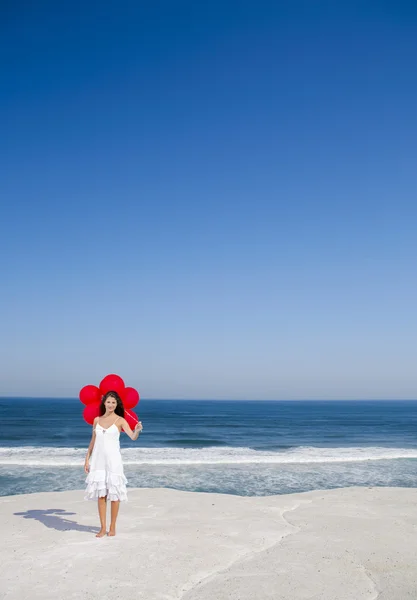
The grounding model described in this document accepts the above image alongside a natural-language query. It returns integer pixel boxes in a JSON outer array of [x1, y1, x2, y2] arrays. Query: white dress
[[85, 418, 128, 502]]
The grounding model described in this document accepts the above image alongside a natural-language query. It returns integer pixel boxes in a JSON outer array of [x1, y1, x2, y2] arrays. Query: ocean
[[1, 398, 417, 497]]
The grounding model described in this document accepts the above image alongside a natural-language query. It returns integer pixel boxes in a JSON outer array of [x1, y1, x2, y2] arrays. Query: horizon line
[[1, 396, 417, 402]]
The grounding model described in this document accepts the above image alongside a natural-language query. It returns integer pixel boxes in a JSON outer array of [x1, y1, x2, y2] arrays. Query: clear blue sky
[[1, 1, 416, 399]]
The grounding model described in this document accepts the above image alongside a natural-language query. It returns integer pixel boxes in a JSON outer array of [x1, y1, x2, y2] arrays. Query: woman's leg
[[96, 496, 107, 537], [108, 501, 120, 536]]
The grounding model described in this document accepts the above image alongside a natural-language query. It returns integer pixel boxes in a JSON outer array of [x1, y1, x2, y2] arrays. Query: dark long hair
[[99, 391, 125, 417]]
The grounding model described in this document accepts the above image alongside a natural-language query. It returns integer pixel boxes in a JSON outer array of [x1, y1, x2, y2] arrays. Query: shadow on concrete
[[14, 508, 99, 533]]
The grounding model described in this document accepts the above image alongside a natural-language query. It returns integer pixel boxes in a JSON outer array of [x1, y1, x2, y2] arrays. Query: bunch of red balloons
[[79, 374, 140, 430]]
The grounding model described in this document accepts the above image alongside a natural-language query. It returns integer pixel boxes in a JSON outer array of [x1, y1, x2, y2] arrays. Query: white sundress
[[85, 417, 128, 502]]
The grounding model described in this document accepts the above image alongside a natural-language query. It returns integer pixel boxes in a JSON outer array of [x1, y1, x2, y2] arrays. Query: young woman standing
[[84, 391, 142, 537]]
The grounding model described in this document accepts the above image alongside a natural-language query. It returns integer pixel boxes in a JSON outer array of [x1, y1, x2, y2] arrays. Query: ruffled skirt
[[85, 469, 128, 502]]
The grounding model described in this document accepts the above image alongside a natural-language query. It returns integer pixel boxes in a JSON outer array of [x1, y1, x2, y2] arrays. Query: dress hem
[[85, 469, 128, 502]]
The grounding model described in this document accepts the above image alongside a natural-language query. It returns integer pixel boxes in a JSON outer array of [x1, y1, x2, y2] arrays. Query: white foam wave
[[1, 446, 417, 466]]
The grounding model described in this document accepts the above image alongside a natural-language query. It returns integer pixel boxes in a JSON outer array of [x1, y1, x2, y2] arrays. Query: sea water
[[1, 398, 417, 497]]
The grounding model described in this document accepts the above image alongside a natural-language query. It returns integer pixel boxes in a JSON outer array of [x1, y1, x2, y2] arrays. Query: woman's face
[[104, 395, 117, 413]]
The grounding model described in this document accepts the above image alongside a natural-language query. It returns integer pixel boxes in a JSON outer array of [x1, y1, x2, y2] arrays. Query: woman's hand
[[121, 418, 143, 440], [84, 461, 90, 474], [134, 421, 143, 434]]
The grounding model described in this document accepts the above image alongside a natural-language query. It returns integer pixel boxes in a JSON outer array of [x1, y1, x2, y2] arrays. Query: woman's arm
[[120, 419, 143, 441], [84, 418, 98, 473]]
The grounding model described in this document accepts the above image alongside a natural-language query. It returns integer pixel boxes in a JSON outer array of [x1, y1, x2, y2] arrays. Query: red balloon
[[79, 385, 101, 405], [124, 409, 139, 430], [83, 402, 101, 425], [122, 387, 140, 409], [99, 374, 125, 397]]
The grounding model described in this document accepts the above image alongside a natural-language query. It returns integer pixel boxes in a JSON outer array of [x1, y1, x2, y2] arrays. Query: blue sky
[[1, 1, 416, 399]]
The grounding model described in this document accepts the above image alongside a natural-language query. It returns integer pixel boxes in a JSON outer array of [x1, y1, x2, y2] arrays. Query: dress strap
[[114, 416, 120, 426]]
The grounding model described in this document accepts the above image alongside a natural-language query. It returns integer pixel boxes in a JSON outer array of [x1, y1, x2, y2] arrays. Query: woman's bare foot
[[108, 528, 116, 537], [95, 529, 107, 538]]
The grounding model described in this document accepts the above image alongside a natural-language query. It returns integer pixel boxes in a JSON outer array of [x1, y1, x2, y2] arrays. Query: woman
[[84, 391, 143, 537]]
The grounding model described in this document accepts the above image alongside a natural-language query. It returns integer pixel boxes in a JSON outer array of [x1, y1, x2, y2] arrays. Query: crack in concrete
[[357, 563, 380, 600], [282, 500, 382, 600], [179, 496, 382, 600], [178, 499, 311, 600]]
